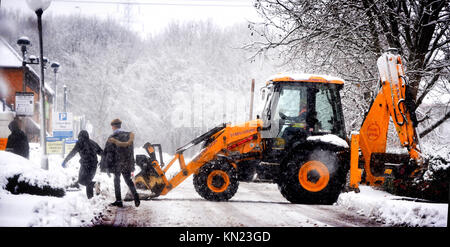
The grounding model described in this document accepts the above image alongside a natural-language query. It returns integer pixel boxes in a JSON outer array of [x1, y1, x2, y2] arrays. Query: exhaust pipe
[[249, 79, 255, 121]]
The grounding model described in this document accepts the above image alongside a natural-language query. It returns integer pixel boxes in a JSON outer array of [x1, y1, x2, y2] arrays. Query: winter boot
[[109, 200, 123, 207], [86, 182, 94, 199], [134, 194, 140, 207]]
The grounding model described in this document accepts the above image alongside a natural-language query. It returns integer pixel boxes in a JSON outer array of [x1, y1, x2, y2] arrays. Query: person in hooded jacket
[[100, 118, 140, 208], [62, 130, 103, 199], [6, 119, 29, 159]]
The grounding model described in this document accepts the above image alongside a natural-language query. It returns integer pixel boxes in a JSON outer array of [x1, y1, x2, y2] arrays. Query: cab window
[[274, 85, 307, 121]]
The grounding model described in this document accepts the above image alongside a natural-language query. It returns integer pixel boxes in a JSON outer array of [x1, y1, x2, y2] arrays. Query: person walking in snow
[[6, 118, 29, 159], [62, 130, 103, 199], [100, 118, 140, 208]]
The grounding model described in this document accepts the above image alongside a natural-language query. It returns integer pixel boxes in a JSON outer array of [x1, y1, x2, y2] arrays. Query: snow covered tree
[[0, 9, 277, 153], [248, 0, 450, 141]]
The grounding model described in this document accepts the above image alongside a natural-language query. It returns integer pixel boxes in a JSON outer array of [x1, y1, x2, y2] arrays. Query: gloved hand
[[62, 161, 67, 168]]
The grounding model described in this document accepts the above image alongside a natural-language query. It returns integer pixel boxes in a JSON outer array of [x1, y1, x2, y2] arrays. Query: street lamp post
[[50, 62, 60, 112], [17, 37, 43, 91], [26, 0, 52, 170], [17, 36, 32, 92], [63, 85, 67, 112], [17, 36, 40, 145]]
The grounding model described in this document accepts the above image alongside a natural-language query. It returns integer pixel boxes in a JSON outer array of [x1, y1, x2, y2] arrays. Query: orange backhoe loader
[[134, 49, 445, 204]]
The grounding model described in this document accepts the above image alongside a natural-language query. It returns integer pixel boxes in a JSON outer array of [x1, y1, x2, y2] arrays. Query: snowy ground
[[337, 186, 448, 226], [0, 144, 448, 227], [103, 177, 384, 227], [100, 176, 448, 227], [0, 144, 116, 226]]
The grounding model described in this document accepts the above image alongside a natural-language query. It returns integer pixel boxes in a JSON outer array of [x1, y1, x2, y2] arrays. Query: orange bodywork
[[349, 133, 362, 190], [270, 74, 345, 85], [148, 119, 263, 195], [139, 52, 421, 196], [349, 52, 422, 189]]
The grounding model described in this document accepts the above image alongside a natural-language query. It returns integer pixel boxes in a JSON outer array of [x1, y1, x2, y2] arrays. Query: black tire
[[278, 148, 346, 204], [193, 160, 239, 201]]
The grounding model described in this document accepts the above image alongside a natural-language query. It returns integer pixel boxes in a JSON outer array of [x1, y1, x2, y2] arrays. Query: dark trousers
[[114, 170, 138, 201], [78, 164, 97, 199]]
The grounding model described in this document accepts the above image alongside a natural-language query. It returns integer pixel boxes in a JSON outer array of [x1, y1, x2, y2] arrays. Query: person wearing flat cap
[[100, 118, 140, 207]]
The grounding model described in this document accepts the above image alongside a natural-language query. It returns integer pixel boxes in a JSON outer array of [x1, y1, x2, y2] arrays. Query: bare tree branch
[[420, 110, 450, 138]]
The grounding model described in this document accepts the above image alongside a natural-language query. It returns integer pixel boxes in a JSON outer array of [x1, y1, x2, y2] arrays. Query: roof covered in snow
[[0, 38, 23, 68], [0, 38, 54, 97], [267, 73, 345, 85]]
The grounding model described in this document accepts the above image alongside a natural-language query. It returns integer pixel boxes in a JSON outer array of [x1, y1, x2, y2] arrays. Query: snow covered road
[[1, 149, 447, 227], [100, 177, 384, 227]]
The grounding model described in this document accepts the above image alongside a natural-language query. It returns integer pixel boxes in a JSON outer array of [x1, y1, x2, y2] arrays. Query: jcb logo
[[367, 123, 380, 141]]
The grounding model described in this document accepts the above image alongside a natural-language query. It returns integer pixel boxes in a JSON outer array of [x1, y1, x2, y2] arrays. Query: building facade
[[0, 38, 54, 145]]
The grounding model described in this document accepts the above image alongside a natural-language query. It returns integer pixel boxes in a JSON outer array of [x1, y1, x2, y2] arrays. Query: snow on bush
[[28, 191, 110, 227], [337, 186, 448, 227], [423, 147, 450, 182], [0, 151, 75, 196], [0, 185, 111, 226], [392, 146, 450, 202], [0, 148, 116, 226]]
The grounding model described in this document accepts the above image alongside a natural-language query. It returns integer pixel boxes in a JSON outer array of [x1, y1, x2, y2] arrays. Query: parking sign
[[53, 112, 73, 138], [59, 113, 67, 121]]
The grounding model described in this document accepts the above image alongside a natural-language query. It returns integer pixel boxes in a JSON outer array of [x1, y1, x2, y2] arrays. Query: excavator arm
[[349, 50, 423, 190]]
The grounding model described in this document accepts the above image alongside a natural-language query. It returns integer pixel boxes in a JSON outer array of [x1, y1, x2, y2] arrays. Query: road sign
[[53, 112, 73, 138], [46, 136, 63, 154], [64, 139, 77, 154], [15, 92, 34, 116]]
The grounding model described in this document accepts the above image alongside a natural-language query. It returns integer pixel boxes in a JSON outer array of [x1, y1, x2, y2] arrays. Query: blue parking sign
[[59, 113, 67, 121]]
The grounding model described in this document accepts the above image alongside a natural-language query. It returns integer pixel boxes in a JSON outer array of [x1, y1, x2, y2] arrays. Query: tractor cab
[[260, 73, 346, 150]]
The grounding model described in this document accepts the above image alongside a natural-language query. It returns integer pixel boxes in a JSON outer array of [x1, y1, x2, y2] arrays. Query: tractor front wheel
[[193, 160, 239, 201]]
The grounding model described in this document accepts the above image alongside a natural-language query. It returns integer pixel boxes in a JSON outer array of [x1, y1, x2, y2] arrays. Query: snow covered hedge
[[384, 148, 450, 203], [337, 186, 447, 227], [0, 151, 76, 197], [418, 151, 450, 201]]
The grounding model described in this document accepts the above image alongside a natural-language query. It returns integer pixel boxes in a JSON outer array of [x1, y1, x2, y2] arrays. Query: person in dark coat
[[6, 119, 29, 159], [100, 118, 140, 208], [62, 130, 103, 199]]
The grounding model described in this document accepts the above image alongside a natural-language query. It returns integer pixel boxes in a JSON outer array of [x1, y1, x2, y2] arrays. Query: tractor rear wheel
[[193, 160, 239, 201], [278, 148, 346, 204]]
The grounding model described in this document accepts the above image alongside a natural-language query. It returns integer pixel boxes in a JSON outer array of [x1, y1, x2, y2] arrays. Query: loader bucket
[[134, 172, 165, 197], [135, 154, 166, 198]]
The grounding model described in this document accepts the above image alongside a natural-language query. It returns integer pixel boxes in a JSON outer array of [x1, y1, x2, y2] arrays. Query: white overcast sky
[[1, 0, 261, 36]]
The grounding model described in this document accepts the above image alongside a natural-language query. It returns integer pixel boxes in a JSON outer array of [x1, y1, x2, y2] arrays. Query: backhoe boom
[[350, 50, 423, 189]]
